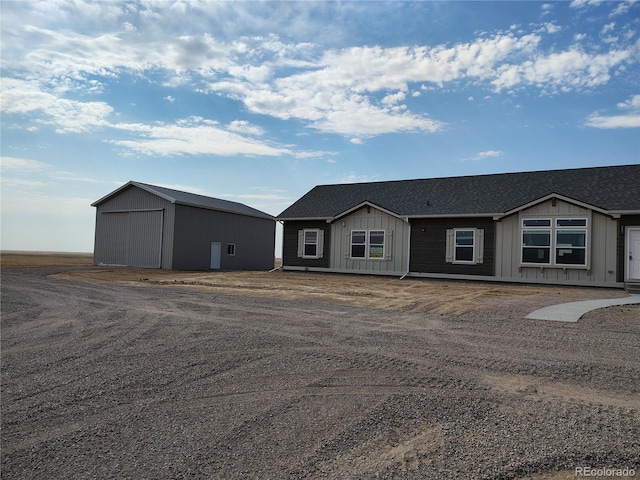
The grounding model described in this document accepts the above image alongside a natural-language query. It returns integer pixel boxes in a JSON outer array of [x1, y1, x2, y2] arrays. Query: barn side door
[[210, 242, 222, 270]]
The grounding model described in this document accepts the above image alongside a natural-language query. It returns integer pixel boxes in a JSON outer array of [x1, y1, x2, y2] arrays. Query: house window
[[351, 230, 366, 258], [369, 230, 385, 259], [555, 218, 587, 266], [227, 243, 236, 256], [304, 229, 319, 258], [521, 218, 587, 267], [297, 229, 324, 259], [446, 228, 484, 264], [350, 230, 385, 259], [454, 229, 475, 263], [522, 219, 551, 264]]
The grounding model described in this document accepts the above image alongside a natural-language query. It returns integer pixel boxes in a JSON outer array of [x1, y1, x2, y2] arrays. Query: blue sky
[[1, 0, 639, 253]]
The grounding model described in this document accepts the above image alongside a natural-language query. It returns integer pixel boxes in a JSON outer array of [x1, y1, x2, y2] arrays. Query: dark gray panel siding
[[96, 185, 167, 211], [410, 217, 495, 275], [93, 185, 174, 268], [127, 211, 163, 267], [93, 210, 163, 267], [172, 205, 275, 271], [94, 212, 129, 265], [282, 221, 330, 269]]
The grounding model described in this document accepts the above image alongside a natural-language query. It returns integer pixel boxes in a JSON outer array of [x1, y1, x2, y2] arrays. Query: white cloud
[[227, 120, 265, 136], [381, 91, 407, 106], [478, 150, 503, 158], [1, 157, 50, 171], [461, 150, 504, 161], [491, 47, 632, 92], [0, 177, 47, 188], [584, 113, 640, 128], [617, 94, 640, 110], [0, 78, 113, 133], [337, 173, 379, 184], [584, 95, 640, 129], [544, 23, 561, 34], [610, 2, 632, 16], [602, 23, 616, 35], [570, 0, 603, 8], [2, 1, 638, 143], [109, 116, 294, 157]]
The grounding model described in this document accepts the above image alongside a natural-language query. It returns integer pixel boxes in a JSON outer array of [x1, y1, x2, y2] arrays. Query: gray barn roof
[[277, 164, 640, 220], [93, 181, 274, 220]]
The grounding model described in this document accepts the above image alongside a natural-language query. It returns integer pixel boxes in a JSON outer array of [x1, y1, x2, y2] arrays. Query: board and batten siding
[[93, 186, 175, 268], [282, 221, 330, 269], [495, 198, 618, 285], [409, 217, 494, 276], [330, 206, 409, 275]]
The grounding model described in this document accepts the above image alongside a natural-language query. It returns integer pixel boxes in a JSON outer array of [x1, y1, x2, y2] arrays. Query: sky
[[1, 0, 639, 254]]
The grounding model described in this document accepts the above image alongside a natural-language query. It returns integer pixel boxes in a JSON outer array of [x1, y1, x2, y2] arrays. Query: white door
[[628, 228, 640, 281], [210, 242, 221, 270]]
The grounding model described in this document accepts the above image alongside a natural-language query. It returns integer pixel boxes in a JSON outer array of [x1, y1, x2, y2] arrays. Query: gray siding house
[[277, 165, 640, 289], [93, 181, 275, 270]]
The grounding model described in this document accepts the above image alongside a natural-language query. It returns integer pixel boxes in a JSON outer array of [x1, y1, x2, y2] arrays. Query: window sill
[[520, 264, 589, 270]]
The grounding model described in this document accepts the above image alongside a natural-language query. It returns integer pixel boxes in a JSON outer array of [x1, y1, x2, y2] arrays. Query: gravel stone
[[1, 267, 639, 479]]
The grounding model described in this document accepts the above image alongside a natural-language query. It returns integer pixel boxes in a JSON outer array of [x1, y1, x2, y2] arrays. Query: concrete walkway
[[526, 295, 640, 322]]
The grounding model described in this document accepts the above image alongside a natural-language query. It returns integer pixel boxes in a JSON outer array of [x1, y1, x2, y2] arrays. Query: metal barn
[[92, 181, 275, 270]]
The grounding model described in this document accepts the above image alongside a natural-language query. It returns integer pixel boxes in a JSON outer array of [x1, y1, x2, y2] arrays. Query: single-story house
[[277, 164, 640, 289], [93, 181, 275, 270]]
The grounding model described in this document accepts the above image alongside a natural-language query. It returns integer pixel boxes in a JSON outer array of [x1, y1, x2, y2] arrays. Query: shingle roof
[[277, 164, 640, 220], [93, 181, 274, 220]]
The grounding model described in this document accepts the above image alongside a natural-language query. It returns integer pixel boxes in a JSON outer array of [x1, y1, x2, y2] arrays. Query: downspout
[[400, 218, 411, 280]]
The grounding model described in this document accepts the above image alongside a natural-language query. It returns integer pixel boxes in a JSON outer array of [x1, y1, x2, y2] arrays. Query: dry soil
[[1, 266, 639, 479]]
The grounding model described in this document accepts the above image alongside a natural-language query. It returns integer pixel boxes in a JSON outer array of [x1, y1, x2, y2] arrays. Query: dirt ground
[[54, 267, 631, 315], [0, 251, 94, 267], [2, 265, 639, 479]]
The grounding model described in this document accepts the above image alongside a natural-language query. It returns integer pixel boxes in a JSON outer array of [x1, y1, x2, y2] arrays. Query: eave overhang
[[496, 193, 612, 219]]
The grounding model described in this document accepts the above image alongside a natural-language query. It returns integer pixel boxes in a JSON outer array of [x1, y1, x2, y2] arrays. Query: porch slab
[[526, 295, 640, 322]]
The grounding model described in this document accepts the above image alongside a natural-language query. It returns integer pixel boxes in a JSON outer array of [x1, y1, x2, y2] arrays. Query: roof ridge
[[313, 164, 638, 188]]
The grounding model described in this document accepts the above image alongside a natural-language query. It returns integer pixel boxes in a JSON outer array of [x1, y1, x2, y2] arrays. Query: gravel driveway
[[1, 267, 639, 479]]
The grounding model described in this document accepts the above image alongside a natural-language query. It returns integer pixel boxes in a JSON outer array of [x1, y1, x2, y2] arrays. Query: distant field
[[0, 251, 94, 267]]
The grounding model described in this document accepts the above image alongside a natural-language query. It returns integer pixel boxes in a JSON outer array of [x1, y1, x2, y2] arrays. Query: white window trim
[[520, 217, 589, 269], [227, 243, 236, 256], [446, 228, 484, 264], [521, 218, 552, 266], [453, 229, 476, 264], [350, 229, 386, 260], [368, 230, 386, 260], [302, 229, 320, 259], [554, 218, 588, 267]]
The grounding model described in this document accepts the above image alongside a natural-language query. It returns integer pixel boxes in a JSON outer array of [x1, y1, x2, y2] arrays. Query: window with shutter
[[446, 228, 483, 264], [298, 229, 322, 259]]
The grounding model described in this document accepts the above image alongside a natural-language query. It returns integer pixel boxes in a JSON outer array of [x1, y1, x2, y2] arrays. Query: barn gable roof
[[277, 164, 640, 220], [92, 181, 274, 220]]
